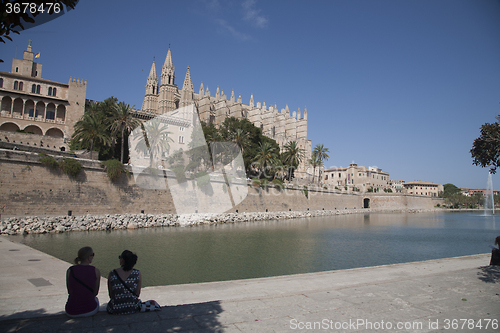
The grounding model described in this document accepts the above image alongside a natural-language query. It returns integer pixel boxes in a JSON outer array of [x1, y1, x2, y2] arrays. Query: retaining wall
[[0, 149, 440, 217]]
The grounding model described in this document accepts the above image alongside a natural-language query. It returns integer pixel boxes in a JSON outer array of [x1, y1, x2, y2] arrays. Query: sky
[[1, 0, 500, 189]]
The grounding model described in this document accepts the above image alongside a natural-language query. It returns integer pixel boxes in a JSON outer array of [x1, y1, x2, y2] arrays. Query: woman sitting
[[107, 250, 142, 314], [65, 246, 100, 317]]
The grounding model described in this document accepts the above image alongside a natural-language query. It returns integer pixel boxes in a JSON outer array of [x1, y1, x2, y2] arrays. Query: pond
[[8, 211, 499, 287]]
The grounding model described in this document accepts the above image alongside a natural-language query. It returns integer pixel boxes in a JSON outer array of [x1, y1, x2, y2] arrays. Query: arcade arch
[[0, 122, 20, 132], [45, 127, 64, 138], [23, 125, 43, 135]]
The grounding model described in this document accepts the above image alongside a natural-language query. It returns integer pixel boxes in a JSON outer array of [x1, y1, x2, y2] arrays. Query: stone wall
[[0, 149, 439, 217]]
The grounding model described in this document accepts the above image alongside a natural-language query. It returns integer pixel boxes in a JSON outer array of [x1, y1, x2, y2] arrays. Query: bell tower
[[158, 47, 178, 113], [141, 60, 159, 113]]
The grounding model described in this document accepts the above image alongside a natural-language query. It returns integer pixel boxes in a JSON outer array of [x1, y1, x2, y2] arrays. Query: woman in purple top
[[65, 246, 101, 317]]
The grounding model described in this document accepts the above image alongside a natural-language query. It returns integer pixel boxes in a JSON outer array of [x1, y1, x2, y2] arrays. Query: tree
[[471, 115, 500, 174], [253, 141, 278, 178], [282, 141, 305, 181], [312, 144, 330, 183], [133, 118, 172, 168], [229, 128, 250, 154], [308, 152, 323, 183], [0, 0, 79, 62], [109, 102, 141, 163], [441, 183, 462, 197], [203, 117, 280, 177], [71, 112, 111, 160]]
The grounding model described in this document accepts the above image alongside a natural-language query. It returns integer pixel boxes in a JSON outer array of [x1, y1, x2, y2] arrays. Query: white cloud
[[242, 0, 268, 29], [216, 19, 251, 41]]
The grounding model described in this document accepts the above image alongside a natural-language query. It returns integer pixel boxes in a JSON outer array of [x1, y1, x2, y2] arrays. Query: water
[[8, 212, 499, 287], [485, 172, 495, 215]]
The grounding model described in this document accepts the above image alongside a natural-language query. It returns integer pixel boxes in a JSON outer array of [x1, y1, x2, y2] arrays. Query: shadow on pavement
[[0, 301, 224, 332], [477, 265, 500, 283]]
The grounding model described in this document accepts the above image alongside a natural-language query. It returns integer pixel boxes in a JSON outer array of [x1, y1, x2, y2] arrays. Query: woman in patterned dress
[[106, 250, 142, 314]]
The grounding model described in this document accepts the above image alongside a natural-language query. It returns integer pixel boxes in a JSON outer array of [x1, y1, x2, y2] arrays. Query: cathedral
[[141, 48, 312, 179]]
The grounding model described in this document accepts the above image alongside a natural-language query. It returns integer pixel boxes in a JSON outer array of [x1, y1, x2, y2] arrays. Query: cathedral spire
[[199, 82, 204, 96], [161, 46, 175, 86], [148, 60, 157, 79], [182, 66, 194, 92], [164, 47, 173, 68]]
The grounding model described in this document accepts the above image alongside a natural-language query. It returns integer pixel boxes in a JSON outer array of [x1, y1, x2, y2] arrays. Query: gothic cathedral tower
[[158, 48, 178, 113], [141, 61, 158, 113]]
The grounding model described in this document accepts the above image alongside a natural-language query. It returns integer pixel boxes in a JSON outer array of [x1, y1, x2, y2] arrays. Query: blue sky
[[2, 0, 500, 189]]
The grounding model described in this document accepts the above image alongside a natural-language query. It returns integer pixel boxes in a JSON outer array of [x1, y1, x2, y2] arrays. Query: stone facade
[[323, 163, 390, 192], [141, 48, 312, 178], [0, 41, 86, 150], [403, 181, 444, 197]]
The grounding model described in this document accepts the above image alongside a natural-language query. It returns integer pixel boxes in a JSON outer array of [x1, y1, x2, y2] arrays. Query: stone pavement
[[0, 235, 499, 332]]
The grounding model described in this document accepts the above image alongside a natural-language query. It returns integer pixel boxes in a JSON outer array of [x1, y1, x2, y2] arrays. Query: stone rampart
[[0, 149, 439, 217]]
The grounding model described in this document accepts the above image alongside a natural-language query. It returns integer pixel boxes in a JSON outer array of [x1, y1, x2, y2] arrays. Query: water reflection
[[8, 212, 498, 287]]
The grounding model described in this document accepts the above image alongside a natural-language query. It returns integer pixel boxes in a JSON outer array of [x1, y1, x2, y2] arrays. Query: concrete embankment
[[0, 236, 498, 332]]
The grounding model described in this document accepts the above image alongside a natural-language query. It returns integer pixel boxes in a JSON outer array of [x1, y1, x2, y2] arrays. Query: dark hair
[[74, 246, 93, 265], [495, 236, 500, 246], [120, 250, 138, 271]]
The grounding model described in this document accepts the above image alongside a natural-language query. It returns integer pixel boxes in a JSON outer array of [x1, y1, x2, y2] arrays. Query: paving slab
[[0, 236, 499, 332]]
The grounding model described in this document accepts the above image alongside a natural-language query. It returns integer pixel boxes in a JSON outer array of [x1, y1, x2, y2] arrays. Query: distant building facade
[[462, 188, 500, 197], [140, 48, 312, 178], [389, 179, 405, 193], [323, 163, 390, 191], [403, 181, 443, 197], [0, 40, 86, 149]]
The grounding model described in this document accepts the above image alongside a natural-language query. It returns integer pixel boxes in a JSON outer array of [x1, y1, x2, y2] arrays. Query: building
[[403, 181, 443, 197], [462, 188, 500, 197], [0, 40, 86, 150], [389, 179, 405, 193], [323, 163, 390, 191], [140, 48, 312, 178]]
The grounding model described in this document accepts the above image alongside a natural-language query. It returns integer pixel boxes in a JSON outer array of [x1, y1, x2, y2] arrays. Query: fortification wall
[[367, 194, 440, 211], [0, 150, 438, 217]]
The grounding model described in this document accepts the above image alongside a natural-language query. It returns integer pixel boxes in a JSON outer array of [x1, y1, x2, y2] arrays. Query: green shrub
[[59, 158, 82, 178], [195, 171, 210, 189], [102, 159, 124, 181], [40, 156, 58, 169], [171, 165, 186, 183], [272, 178, 283, 186], [252, 178, 261, 187], [303, 185, 309, 198], [260, 179, 269, 188]]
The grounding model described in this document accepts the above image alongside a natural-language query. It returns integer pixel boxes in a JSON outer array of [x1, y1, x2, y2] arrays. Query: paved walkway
[[0, 236, 498, 332]]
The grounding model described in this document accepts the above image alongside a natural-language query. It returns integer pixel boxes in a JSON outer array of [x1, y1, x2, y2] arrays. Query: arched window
[[14, 81, 18, 90], [32, 84, 36, 93], [48, 87, 52, 96], [19, 82, 23, 90], [36, 85, 40, 94], [52, 88, 57, 96], [0, 78, 3, 88]]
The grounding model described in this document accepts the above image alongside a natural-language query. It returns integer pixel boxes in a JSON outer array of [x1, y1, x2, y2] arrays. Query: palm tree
[[71, 112, 112, 160], [229, 128, 250, 154], [109, 102, 141, 163], [253, 141, 278, 178], [312, 144, 330, 183], [308, 152, 323, 183], [132, 118, 172, 168], [282, 141, 305, 181]]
